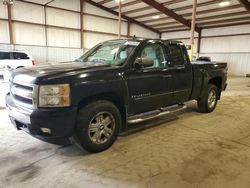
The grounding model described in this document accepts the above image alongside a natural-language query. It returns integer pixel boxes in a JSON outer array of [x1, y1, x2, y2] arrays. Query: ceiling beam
[[125, 0, 220, 16], [133, 0, 223, 20], [197, 17, 250, 26], [238, 0, 250, 11], [123, 0, 186, 15], [141, 4, 242, 23], [99, 0, 112, 5], [159, 25, 188, 32], [149, 11, 249, 28], [141, 0, 200, 32], [82, 0, 160, 34], [203, 21, 250, 29], [157, 17, 250, 32], [111, 0, 141, 10]]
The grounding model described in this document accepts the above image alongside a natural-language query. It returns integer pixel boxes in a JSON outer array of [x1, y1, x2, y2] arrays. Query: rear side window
[[0, 52, 11, 60], [168, 44, 185, 66], [13, 52, 29, 60]]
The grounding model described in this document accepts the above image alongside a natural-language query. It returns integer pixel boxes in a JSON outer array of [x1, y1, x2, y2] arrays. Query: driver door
[[126, 42, 174, 114]]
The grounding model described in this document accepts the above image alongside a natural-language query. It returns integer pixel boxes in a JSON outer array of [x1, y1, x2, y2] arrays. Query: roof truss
[[141, 0, 200, 33], [238, 0, 250, 11], [83, 0, 160, 34]]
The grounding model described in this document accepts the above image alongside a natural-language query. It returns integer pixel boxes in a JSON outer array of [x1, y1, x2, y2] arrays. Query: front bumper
[[6, 93, 78, 145]]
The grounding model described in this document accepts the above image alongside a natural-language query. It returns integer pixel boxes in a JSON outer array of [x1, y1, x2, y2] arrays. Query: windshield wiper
[[74, 59, 82, 62]]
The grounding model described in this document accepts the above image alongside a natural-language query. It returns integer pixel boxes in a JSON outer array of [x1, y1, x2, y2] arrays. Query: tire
[[197, 84, 219, 113], [75, 100, 121, 153]]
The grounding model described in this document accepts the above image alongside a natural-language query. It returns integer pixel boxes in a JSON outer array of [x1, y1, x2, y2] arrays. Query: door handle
[[163, 75, 172, 78]]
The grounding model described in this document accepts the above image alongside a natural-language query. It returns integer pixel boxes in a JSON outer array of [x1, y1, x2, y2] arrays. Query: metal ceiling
[[89, 0, 250, 33]]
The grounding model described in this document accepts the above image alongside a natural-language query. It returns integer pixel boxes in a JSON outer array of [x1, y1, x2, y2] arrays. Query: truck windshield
[[76, 41, 137, 66]]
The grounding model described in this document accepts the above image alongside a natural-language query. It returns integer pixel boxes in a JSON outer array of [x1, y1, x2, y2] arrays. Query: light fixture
[[115, 0, 124, 2], [152, 15, 160, 19], [219, 1, 231, 7]]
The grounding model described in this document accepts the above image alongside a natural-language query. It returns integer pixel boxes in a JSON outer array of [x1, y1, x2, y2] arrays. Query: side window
[[0, 52, 11, 60], [168, 44, 185, 66], [140, 44, 166, 68], [13, 52, 29, 60]]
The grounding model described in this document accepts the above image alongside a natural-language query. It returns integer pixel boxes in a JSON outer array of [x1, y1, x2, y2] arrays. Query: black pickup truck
[[6, 39, 227, 152]]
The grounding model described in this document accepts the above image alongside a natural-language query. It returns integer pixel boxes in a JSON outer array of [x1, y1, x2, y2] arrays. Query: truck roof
[[106, 38, 184, 45]]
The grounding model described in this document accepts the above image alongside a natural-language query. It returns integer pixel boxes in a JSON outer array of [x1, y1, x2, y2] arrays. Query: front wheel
[[197, 84, 219, 113], [75, 100, 121, 153]]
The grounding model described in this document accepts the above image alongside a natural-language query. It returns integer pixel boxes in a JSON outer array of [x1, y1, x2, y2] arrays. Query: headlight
[[39, 84, 70, 107]]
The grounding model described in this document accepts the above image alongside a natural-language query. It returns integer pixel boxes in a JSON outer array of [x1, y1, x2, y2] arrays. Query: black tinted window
[[168, 44, 185, 66], [13, 52, 29, 60], [0, 52, 11, 60]]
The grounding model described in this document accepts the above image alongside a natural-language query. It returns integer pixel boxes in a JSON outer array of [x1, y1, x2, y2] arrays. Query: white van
[[0, 50, 35, 76]]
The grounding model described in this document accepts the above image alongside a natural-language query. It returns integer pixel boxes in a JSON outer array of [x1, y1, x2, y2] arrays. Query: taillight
[[32, 60, 35, 65]]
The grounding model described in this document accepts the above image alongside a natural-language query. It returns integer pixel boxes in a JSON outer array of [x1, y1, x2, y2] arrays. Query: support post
[[118, 0, 122, 39], [44, 0, 55, 63], [7, 3, 13, 45], [197, 29, 202, 57], [189, 0, 197, 61], [80, 0, 84, 49], [44, 6, 48, 47], [44, 5, 49, 63], [127, 21, 130, 38]]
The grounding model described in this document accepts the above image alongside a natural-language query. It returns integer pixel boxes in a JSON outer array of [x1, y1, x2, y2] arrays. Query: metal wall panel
[[47, 27, 81, 48], [46, 7, 80, 29], [83, 2, 119, 20], [161, 30, 199, 39], [12, 1, 45, 24], [83, 15, 128, 35], [130, 24, 159, 39], [49, 0, 80, 12], [0, 3, 8, 19], [202, 25, 250, 36], [47, 47, 83, 63], [83, 32, 117, 49], [13, 22, 45, 45], [200, 36, 250, 53], [0, 21, 9, 44]]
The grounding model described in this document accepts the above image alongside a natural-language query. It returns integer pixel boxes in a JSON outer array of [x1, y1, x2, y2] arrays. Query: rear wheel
[[75, 100, 121, 153], [197, 84, 219, 113]]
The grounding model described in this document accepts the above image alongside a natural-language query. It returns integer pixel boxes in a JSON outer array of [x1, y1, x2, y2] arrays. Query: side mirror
[[135, 57, 154, 68]]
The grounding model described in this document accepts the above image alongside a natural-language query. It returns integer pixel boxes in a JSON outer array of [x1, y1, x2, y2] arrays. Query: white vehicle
[[0, 50, 35, 76]]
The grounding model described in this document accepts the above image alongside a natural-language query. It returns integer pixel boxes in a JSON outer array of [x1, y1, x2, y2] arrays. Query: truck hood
[[11, 61, 112, 84], [21, 62, 111, 75]]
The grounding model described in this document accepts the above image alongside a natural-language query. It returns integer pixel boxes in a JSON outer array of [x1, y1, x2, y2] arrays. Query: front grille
[[10, 81, 35, 109]]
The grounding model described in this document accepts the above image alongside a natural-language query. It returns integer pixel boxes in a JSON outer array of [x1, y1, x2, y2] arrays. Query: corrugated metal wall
[[0, 0, 159, 64], [162, 25, 250, 76]]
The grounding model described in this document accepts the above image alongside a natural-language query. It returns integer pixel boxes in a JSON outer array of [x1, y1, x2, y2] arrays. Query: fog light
[[41, 128, 51, 134]]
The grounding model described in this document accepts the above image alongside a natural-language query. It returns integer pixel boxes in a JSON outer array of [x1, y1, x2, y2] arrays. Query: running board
[[127, 104, 187, 124]]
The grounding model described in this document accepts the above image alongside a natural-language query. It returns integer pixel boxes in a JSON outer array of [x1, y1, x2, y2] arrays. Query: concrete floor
[[1, 76, 250, 188]]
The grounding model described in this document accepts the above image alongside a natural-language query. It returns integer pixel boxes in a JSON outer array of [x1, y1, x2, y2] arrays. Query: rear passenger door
[[166, 43, 193, 103]]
